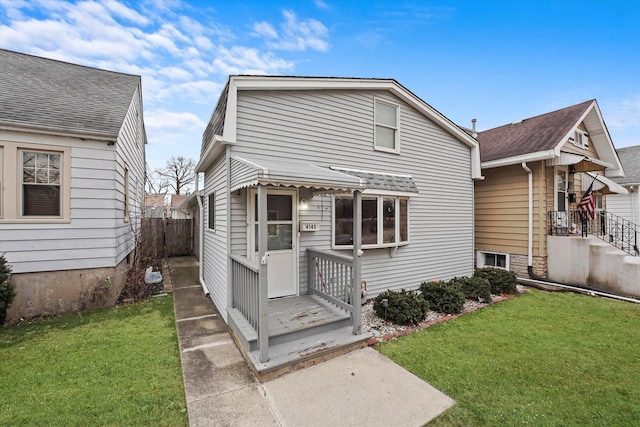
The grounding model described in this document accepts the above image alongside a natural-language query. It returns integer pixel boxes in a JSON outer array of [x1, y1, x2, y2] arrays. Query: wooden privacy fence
[[141, 218, 193, 257]]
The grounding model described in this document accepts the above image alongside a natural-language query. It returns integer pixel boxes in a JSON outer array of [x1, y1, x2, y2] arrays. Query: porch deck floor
[[268, 295, 349, 338]]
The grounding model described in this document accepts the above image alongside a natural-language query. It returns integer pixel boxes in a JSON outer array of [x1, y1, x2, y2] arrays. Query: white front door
[[248, 189, 298, 298]]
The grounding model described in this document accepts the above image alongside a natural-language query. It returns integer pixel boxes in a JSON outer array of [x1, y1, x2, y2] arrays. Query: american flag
[[577, 180, 596, 220]]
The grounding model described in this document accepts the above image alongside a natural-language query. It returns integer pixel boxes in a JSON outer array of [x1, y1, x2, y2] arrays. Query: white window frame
[[374, 98, 400, 154], [477, 251, 510, 270], [20, 148, 63, 219], [332, 194, 410, 249]]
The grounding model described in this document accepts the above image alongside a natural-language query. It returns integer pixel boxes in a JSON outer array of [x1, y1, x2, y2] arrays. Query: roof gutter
[[0, 120, 118, 143], [195, 135, 233, 172], [482, 150, 557, 169]]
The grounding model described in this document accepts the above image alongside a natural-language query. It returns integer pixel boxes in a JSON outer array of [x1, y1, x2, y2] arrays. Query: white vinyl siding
[[228, 89, 474, 298], [115, 89, 146, 264], [202, 155, 228, 320], [607, 190, 640, 226]]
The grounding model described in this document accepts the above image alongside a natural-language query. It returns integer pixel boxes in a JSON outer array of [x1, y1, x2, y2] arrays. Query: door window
[[253, 194, 293, 252]]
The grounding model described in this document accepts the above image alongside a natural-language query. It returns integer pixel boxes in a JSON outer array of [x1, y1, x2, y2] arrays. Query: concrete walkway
[[169, 256, 455, 427]]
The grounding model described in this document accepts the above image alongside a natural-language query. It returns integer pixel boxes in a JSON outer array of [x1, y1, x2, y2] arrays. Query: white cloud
[[606, 95, 640, 129], [253, 21, 279, 39], [254, 10, 330, 52], [146, 110, 206, 132], [103, 0, 149, 25], [213, 46, 294, 75], [158, 66, 193, 81], [314, 0, 331, 11]]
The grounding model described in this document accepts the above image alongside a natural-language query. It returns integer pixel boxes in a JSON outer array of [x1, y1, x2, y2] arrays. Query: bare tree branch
[[152, 156, 196, 195]]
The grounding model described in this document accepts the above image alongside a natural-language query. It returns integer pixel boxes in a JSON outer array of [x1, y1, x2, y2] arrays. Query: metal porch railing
[[548, 210, 639, 256]]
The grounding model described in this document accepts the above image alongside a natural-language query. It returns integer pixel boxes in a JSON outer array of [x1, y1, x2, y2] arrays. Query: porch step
[[247, 325, 371, 381], [229, 295, 353, 352], [266, 295, 352, 347]]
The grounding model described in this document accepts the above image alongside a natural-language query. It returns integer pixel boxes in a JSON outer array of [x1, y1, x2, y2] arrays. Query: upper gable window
[[374, 99, 400, 153], [571, 130, 589, 149]]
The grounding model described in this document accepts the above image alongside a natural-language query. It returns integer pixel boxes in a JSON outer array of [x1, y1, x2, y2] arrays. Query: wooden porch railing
[[230, 255, 260, 331], [307, 248, 359, 324]]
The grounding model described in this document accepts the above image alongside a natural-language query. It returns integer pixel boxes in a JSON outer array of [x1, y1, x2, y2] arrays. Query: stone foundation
[[5, 256, 131, 322], [509, 254, 547, 278]]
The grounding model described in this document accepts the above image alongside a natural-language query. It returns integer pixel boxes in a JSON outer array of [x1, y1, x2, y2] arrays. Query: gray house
[[195, 76, 482, 374], [0, 49, 147, 320], [607, 145, 640, 226]]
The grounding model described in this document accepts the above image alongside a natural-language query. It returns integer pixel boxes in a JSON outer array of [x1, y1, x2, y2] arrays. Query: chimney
[[471, 118, 477, 138]]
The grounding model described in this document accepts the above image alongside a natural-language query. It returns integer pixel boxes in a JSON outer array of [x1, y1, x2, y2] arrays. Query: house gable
[[197, 76, 482, 180], [477, 100, 624, 177]]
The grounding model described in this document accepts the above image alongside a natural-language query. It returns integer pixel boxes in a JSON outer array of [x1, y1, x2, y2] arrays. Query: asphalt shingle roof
[[332, 168, 419, 193], [476, 100, 594, 162], [0, 49, 140, 137], [612, 145, 640, 185]]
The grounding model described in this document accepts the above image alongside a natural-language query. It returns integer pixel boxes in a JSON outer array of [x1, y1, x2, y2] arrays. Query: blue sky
[[1, 0, 638, 172]]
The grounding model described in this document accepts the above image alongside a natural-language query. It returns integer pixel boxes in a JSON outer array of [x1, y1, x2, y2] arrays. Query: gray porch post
[[257, 185, 269, 362], [352, 190, 362, 334]]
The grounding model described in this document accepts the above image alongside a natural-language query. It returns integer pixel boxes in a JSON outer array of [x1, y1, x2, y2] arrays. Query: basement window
[[477, 251, 509, 269]]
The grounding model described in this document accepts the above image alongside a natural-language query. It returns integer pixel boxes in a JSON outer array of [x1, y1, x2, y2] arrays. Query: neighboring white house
[[169, 194, 191, 219], [195, 76, 482, 373], [0, 49, 147, 321], [607, 145, 640, 226]]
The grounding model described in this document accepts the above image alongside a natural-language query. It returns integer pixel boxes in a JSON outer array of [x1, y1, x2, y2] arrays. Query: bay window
[[333, 194, 409, 248]]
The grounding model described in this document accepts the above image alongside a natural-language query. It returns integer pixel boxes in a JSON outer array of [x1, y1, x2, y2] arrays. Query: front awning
[[229, 157, 419, 195], [230, 157, 366, 192], [547, 152, 613, 172], [585, 172, 629, 195]]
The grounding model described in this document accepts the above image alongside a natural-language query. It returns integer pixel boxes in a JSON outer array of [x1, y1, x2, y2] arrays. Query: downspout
[[521, 162, 542, 280], [196, 192, 208, 295]]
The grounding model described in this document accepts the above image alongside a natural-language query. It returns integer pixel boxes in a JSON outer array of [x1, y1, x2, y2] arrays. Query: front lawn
[[0, 294, 187, 426], [378, 290, 640, 426]]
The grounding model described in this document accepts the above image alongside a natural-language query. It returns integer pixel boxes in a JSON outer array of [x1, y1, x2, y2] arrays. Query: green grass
[[0, 294, 188, 426], [378, 290, 640, 426]]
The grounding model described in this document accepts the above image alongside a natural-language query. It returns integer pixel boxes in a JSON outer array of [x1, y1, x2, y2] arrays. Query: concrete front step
[[247, 326, 371, 381]]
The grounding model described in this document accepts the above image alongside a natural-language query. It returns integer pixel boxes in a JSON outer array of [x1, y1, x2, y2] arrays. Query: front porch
[[227, 198, 370, 376]]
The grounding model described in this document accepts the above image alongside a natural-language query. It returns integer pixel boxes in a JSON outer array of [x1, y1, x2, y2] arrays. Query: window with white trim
[[374, 99, 399, 152], [477, 251, 509, 269], [333, 194, 408, 248], [21, 150, 62, 217]]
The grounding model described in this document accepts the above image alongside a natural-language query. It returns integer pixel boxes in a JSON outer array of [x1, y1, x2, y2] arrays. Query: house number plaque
[[300, 222, 320, 232]]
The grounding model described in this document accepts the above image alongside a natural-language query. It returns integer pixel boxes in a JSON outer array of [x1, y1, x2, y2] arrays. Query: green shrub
[[420, 281, 465, 314], [373, 289, 430, 325], [0, 255, 16, 324], [450, 276, 492, 303], [474, 267, 518, 294]]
